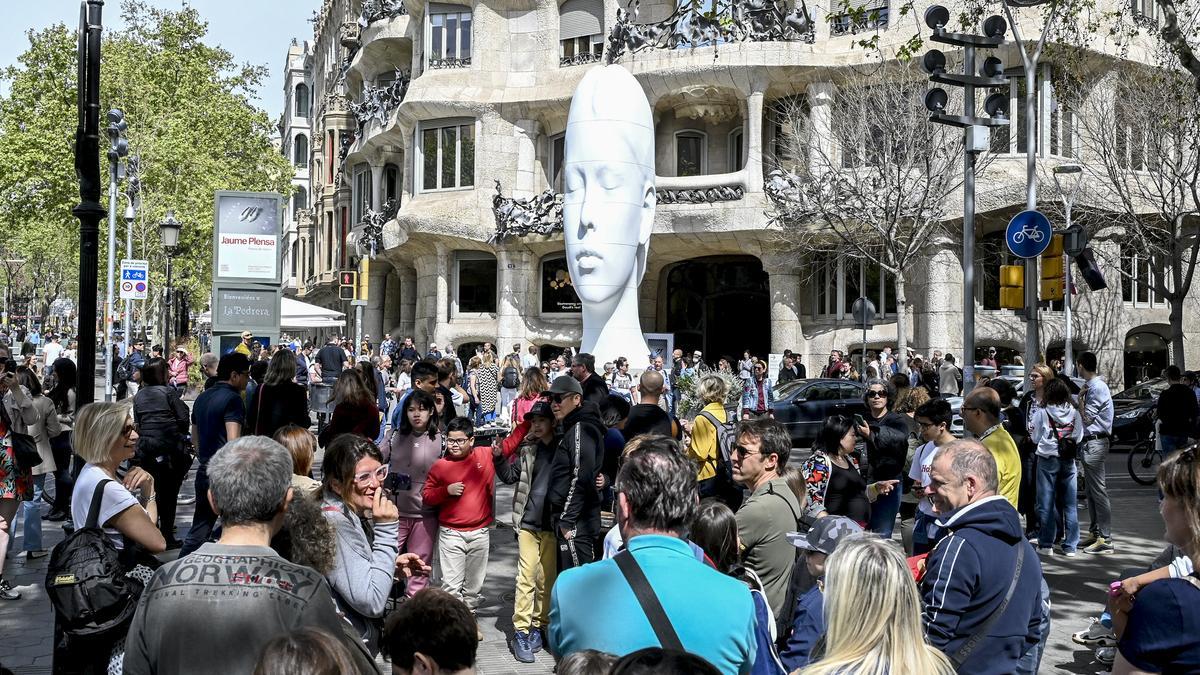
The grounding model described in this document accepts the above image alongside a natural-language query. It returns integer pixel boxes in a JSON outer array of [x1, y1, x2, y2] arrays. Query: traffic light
[[921, 7, 1010, 132], [1040, 234, 1065, 302], [106, 109, 129, 161], [339, 270, 357, 300], [1000, 265, 1024, 310]]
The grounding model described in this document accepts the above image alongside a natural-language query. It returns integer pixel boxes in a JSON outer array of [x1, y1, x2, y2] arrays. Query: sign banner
[[119, 259, 149, 300], [211, 285, 282, 333], [213, 191, 282, 284]]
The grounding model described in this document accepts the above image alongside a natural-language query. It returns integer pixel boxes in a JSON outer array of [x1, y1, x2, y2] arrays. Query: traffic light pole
[[962, 45, 977, 394], [73, 0, 105, 409]]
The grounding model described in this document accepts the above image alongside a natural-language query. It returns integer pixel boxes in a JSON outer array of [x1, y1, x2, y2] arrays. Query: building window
[[453, 251, 497, 314], [293, 186, 307, 213], [418, 120, 475, 191], [810, 253, 895, 319], [1121, 247, 1162, 306], [541, 255, 582, 313], [1132, 0, 1158, 21], [770, 95, 810, 172], [291, 241, 298, 278], [559, 0, 604, 65], [728, 127, 744, 172], [427, 5, 472, 68], [384, 164, 400, 203], [295, 83, 310, 118], [675, 131, 707, 177], [548, 133, 566, 192], [294, 133, 309, 168], [1049, 105, 1076, 158], [352, 164, 372, 224], [830, 0, 889, 35]]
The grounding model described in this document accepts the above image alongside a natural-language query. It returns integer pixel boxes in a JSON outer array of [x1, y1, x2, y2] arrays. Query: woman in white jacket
[[1031, 375, 1084, 556], [15, 367, 60, 558]]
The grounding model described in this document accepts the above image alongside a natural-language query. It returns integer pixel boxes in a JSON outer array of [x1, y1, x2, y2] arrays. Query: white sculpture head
[[563, 65, 655, 306], [562, 65, 655, 364]]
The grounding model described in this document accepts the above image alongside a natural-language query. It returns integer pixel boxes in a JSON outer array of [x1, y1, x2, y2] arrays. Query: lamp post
[[121, 202, 135, 366], [159, 210, 181, 347], [1053, 163, 1083, 376]]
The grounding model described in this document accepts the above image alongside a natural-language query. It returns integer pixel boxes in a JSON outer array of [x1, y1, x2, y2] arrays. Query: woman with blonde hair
[[274, 424, 322, 498], [801, 536, 955, 675], [682, 373, 740, 509]]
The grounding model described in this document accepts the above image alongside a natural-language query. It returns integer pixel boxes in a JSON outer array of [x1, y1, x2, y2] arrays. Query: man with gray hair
[[123, 437, 374, 675], [921, 439, 1045, 675], [549, 436, 756, 673]]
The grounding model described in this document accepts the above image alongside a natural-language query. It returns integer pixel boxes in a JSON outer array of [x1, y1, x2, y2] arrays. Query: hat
[[789, 516, 864, 556], [241, 330, 254, 339], [524, 400, 554, 421], [548, 375, 583, 396], [175, 347, 188, 356]]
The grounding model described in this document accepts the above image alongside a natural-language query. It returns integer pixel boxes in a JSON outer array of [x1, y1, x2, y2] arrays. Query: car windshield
[[1115, 378, 1168, 400], [775, 379, 807, 397]]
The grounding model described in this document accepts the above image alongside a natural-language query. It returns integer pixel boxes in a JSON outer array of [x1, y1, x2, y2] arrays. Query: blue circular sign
[[1005, 210, 1054, 258]]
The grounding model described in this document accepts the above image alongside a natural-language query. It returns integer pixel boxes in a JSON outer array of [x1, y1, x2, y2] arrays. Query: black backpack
[[696, 411, 743, 508], [45, 479, 144, 639], [501, 366, 520, 389]]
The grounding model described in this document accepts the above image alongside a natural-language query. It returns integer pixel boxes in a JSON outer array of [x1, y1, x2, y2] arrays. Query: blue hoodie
[[921, 495, 1043, 675]]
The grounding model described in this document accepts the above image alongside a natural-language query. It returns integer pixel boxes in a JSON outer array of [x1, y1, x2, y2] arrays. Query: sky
[[0, 0, 320, 122]]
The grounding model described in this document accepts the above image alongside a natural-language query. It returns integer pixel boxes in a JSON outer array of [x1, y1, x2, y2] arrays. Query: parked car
[[770, 378, 868, 447], [1111, 377, 1168, 444]]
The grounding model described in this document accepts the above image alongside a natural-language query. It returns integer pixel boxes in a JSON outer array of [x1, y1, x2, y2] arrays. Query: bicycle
[[1011, 223, 1046, 245], [1126, 427, 1162, 486]]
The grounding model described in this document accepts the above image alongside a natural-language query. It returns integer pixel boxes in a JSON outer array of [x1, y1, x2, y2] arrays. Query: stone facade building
[[285, 0, 1199, 389], [280, 39, 314, 295]]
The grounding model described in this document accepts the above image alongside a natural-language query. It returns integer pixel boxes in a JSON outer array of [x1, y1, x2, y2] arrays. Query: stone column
[[496, 247, 533, 350], [513, 120, 541, 199], [398, 265, 417, 340], [744, 85, 766, 193], [363, 262, 388, 342], [382, 269, 401, 337], [369, 163, 384, 210], [433, 244, 450, 345], [807, 82, 835, 168], [763, 254, 804, 356], [911, 238, 963, 357]]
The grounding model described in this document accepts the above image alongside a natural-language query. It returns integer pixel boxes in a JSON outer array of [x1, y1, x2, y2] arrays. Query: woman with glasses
[[320, 433, 429, 654], [800, 415, 898, 527], [856, 378, 910, 537], [380, 389, 442, 598], [132, 357, 192, 549], [1017, 364, 1055, 540]]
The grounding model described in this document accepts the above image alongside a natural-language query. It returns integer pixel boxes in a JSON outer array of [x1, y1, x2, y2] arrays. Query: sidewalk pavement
[[0, 445, 1167, 674]]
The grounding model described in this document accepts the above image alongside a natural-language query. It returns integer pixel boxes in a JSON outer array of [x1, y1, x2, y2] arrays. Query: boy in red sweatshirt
[[423, 416, 495, 625]]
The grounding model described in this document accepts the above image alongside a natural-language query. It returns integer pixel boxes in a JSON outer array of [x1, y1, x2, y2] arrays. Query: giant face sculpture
[[562, 65, 655, 365]]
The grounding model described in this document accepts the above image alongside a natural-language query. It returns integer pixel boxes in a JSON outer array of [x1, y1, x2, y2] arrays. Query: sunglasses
[[122, 422, 138, 436], [548, 393, 577, 404], [353, 466, 389, 486], [733, 445, 760, 458], [960, 405, 979, 413], [865, 390, 887, 398]]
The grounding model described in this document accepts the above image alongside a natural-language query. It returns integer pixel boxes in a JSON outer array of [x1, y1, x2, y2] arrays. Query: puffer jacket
[[548, 401, 606, 532], [496, 432, 559, 530]]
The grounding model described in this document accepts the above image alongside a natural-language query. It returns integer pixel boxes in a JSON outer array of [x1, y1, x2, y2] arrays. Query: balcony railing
[[491, 180, 563, 242], [349, 70, 411, 132], [829, 8, 888, 36], [356, 198, 401, 257], [428, 56, 471, 70], [606, 0, 815, 64], [359, 0, 408, 26], [560, 52, 603, 67], [657, 171, 747, 204]]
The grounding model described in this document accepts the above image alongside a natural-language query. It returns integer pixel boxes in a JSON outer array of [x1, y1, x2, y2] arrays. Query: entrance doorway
[[1124, 327, 1170, 387], [663, 256, 770, 362]]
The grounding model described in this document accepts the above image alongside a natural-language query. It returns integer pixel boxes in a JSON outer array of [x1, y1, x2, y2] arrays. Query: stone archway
[[1123, 325, 1170, 387], [662, 255, 770, 361]]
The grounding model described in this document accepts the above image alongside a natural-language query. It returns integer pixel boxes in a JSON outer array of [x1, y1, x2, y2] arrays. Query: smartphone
[[853, 414, 866, 428]]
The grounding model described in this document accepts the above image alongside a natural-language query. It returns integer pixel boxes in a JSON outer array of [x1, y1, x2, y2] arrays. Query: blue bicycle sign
[[1005, 210, 1053, 258]]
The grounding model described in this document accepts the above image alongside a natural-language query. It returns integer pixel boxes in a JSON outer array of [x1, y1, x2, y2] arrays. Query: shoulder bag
[[950, 541, 1025, 668], [614, 549, 685, 652]]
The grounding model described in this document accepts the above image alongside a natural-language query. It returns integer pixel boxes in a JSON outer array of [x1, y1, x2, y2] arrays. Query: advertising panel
[[213, 191, 282, 284], [211, 285, 281, 334]]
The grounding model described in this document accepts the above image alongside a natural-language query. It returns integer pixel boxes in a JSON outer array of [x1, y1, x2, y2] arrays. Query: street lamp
[[1053, 163, 1083, 376], [121, 203, 135, 364], [159, 210, 181, 347]]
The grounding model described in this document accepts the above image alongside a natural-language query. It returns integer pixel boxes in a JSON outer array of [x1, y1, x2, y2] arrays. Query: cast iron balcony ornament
[[491, 180, 564, 242], [349, 69, 411, 132], [359, 0, 408, 26], [357, 198, 400, 258], [606, 0, 815, 64]]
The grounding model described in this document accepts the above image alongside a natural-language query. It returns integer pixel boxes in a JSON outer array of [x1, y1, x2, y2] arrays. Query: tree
[[764, 62, 975, 373], [1070, 63, 1200, 367], [0, 0, 293, 332]]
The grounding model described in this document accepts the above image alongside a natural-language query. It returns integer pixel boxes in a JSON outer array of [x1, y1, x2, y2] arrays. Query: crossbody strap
[[614, 550, 684, 652], [85, 479, 113, 529], [951, 541, 1025, 667]]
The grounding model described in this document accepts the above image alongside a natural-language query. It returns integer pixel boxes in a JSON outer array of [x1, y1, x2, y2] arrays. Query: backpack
[[501, 366, 520, 390], [114, 358, 133, 383], [1047, 414, 1079, 461], [697, 410, 740, 505], [44, 479, 144, 639], [746, 570, 788, 675]]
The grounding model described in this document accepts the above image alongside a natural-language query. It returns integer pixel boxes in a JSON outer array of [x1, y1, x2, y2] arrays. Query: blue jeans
[[1161, 434, 1192, 456], [868, 481, 902, 538], [22, 474, 46, 551], [180, 468, 215, 557], [1036, 455, 1079, 552]]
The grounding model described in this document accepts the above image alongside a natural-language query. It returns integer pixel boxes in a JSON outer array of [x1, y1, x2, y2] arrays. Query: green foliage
[[0, 0, 292, 323]]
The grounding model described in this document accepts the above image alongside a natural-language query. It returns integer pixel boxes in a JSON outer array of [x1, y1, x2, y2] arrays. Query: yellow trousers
[[512, 528, 557, 632]]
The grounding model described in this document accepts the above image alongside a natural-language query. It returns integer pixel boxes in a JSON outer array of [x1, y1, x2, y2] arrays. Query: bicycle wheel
[[1126, 440, 1161, 486]]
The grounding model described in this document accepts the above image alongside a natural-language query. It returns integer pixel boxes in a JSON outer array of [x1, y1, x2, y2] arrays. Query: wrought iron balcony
[[560, 52, 603, 67], [491, 180, 563, 242], [356, 198, 401, 257], [606, 0, 815, 63], [349, 70, 411, 132], [829, 8, 888, 36], [659, 185, 745, 203], [359, 0, 408, 27], [428, 56, 472, 70]]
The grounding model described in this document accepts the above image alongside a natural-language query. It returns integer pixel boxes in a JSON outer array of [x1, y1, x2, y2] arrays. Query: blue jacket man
[[921, 440, 1044, 675], [550, 438, 756, 674]]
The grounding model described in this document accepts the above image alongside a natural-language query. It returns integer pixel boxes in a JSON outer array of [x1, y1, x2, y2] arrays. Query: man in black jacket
[[546, 375, 605, 570], [570, 352, 609, 407], [1157, 365, 1198, 456]]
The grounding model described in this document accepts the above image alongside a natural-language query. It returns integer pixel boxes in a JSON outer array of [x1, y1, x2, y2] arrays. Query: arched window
[[728, 127, 744, 172], [295, 83, 310, 118], [675, 130, 707, 177], [294, 134, 309, 168], [293, 186, 307, 212]]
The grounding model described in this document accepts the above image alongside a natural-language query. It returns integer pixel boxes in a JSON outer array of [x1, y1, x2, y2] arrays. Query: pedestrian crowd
[[0, 329, 1197, 675]]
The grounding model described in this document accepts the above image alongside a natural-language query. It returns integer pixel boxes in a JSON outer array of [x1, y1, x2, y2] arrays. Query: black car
[[1112, 377, 1168, 444], [770, 378, 868, 447]]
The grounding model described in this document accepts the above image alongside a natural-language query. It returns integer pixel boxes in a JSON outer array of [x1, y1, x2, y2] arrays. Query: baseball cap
[[789, 516, 864, 556], [547, 375, 583, 396], [524, 400, 554, 421]]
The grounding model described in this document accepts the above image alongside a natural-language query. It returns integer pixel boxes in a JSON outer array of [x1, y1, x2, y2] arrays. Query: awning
[[198, 297, 346, 330]]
